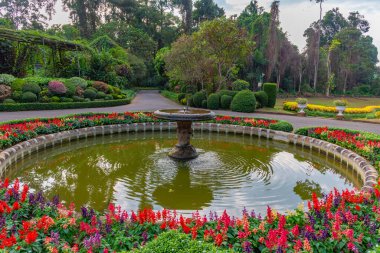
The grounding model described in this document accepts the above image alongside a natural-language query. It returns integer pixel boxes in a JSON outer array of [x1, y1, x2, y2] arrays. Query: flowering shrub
[[0, 178, 379, 252], [48, 81, 67, 95], [283, 101, 380, 115], [0, 113, 289, 149], [296, 127, 380, 171]]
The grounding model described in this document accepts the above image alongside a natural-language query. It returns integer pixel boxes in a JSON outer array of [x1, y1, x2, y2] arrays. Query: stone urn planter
[[296, 98, 308, 117], [334, 100, 347, 120]]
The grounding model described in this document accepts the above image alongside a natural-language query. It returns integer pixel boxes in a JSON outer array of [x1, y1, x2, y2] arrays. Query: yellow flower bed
[[283, 102, 380, 114], [376, 111, 380, 118]]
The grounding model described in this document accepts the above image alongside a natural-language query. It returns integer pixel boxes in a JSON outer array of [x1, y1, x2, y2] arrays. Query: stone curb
[[0, 122, 377, 191]]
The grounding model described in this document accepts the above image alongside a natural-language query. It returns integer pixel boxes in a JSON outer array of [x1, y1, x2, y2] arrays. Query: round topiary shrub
[[92, 81, 110, 93], [218, 89, 238, 98], [84, 88, 98, 100], [104, 95, 113, 100], [0, 74, 16, 86], [96, 91, 106, 99], [40, 96, 50, 103], [254, 91, 269, 108], [269, 121, 294, 132], [3, 98, 15, 104], [187, 96, 194, 107], [232, 79, 250, 91], [61, 97, 74, 103], [48, 81, 67, 95], [0, 84, 12, 101], [21, 92, 37, 102], [67, 77, 88, 89], [193, 91, 207, 108], [230, 90, 256, 113], [263, 83, 277, 108], [201, 100, 207, 108], [220, 95, 232, 109], [22, 83, 41, 94], [11, 79, 26, 91], [12, 91, 22, 101], [207, 93, 220, 110], [50, 96, 60, 103]]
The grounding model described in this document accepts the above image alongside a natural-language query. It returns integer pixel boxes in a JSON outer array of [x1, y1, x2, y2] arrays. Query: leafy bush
[[192, 91, 207, 108], [375, 111, 380, 119], [220, 95, 232, 109], [178, 93, 186, 103], [64, 83, 76, 97], [254, 91, 268, 108], [269, 121, 294, 132], [207, 93, 220, 110], [22, 83, 41, 94], [201, 99, 207, 108], [105, 95, 114, 100], [51, 96, 61, 103], [48, 81, 67, 95], [334, 99, 348, 106], [217, 90, 238, 98], [92, 81, 110, 93], [61, 97, 74, 103], [97, 91, 106, 99], [66, 77, 88, 89], [0, 74, 16, 85], [23, 76, 51, 86], [40, 96, 50, 103], [0, 84, 12, 101], [3, 99, 15, 104], [135, 230, 230, 253], [12, 91, 22, 101], [84, 88, 98, 100], [73, 96, 86, 102], [263, 83, 277, 108], [296, 98, 308, 104], [11, 79, 26, 91], [21, 92, 37, 102], [232, 79, 250, 91], [187, 96, 194, 107], [231, 90, 256, 113]]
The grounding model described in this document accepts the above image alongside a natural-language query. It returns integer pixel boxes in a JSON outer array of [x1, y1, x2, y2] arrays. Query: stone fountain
[[154, 108, 215, 160]]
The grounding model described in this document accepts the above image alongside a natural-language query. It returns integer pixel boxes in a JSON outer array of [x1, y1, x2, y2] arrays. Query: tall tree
[[265, 1, 280, 83], [193, 0, 224, 27], [0, 0, 57, 29], [310, 0, 325, 92], [173, 0, 193, 34]]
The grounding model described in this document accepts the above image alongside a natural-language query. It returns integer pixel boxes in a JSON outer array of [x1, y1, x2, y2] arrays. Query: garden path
[[1, 90, 379, 134]]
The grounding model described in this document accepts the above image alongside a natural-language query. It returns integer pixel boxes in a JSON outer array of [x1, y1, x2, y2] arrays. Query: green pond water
[[6, 131, 361, 216]]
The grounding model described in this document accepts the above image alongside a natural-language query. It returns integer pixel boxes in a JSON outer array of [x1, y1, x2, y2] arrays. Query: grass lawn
[[276, 97, 380, 108]]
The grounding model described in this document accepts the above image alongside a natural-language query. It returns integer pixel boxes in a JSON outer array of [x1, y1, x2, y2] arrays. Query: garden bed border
[[0, 122, 377, 191]]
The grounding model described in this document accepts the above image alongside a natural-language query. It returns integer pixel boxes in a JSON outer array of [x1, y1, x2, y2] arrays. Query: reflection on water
[[5, 132, 362, 216]]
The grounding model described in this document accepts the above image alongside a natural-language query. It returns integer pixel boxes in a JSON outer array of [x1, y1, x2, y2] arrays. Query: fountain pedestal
[[169, 121, 198, 159], [154, 108, 215, 160]]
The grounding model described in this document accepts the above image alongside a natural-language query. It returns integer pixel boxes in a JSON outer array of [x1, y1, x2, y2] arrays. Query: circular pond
[[6, 131, 362, 216]]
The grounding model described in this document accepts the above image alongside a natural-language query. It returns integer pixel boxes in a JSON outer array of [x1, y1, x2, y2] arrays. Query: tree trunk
[[77, 0, 89, 38]]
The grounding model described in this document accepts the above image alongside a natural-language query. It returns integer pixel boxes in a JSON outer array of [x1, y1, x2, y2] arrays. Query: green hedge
[[230, 90, 256, 113], [207, 93, 220, 110], [135, 230, 232, 253], [263, 83, 277, 108], [232, 79, 250, 91], [269, 121, 294, 132], [193, 91, 207, 108], [0, 99, 132, 112], [254, 91, 268, 108], [220, 95, 232, 109], [217, 90, 238, 98]]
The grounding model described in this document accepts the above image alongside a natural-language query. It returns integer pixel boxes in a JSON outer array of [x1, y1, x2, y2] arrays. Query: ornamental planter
[[297, 103, 307, 117], [336, 106, 346, 120]]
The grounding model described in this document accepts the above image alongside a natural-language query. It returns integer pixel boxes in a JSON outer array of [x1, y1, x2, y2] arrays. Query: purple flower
[[142, 231, 148, 243], [83, 233, 102, 249], [242, 207, 248, 216], [50, 231, 60, 245], [81, 207, 88, 218], [250, 210, 256, 218], [242, 241, 252, 253]]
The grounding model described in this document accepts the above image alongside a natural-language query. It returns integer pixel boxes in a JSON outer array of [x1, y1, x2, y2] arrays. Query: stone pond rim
[[153, 109, 216, 160]]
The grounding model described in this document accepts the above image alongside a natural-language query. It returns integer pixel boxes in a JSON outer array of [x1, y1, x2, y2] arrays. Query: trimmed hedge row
[[263, 83, 277, 108], [0, 98, 132, 112]]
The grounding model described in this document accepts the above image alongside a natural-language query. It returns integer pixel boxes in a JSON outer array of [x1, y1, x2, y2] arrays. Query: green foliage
[[96, 91, 106, 99], [232, 79, 250, 91], [92, 81, 109, 93], [160, 90, 179, 103], [193, 91, 207, 108], [135, 230, 230, 253], [254, 91, 268, 108], [263, 83, 277, 108], [10, 79, 26, 91], [23, 76, 52, 86], [61, 97, 74, 102], [51, 96, 60, 103], [217, 90, 238, 98], [220, 95, 232, 109], [207, 93, 220, 110], [11, 91, 22, 101], [3, 98, 15, 104], [269, 121, 294, 132], [231, 90, 256, 113], [66, 77, 88, 89], [84, 88, 98, 100], [178, 93, 186, 103], [21, 92, 37, 102], [22, 83, 41, 94], [0, 74, 15, 85], [201, 99, 208, 108], [90, 35, 120, 51]]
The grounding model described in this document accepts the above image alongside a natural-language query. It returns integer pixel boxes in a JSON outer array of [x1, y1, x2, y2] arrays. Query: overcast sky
[[50, 0, 380, 57]]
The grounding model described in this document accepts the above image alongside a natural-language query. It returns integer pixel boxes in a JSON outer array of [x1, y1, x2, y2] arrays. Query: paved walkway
[[1, 90, 380, 134]]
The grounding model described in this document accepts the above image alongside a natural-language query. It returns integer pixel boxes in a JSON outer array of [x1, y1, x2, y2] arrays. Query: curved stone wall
[[0, 122, 378, 191]]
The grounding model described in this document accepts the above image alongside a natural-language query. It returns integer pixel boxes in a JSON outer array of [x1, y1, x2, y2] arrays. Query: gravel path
[[1, 90, 379, 134]]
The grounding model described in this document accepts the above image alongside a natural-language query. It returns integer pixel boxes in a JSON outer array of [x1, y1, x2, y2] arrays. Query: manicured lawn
[[276, 97, 380, 107]]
